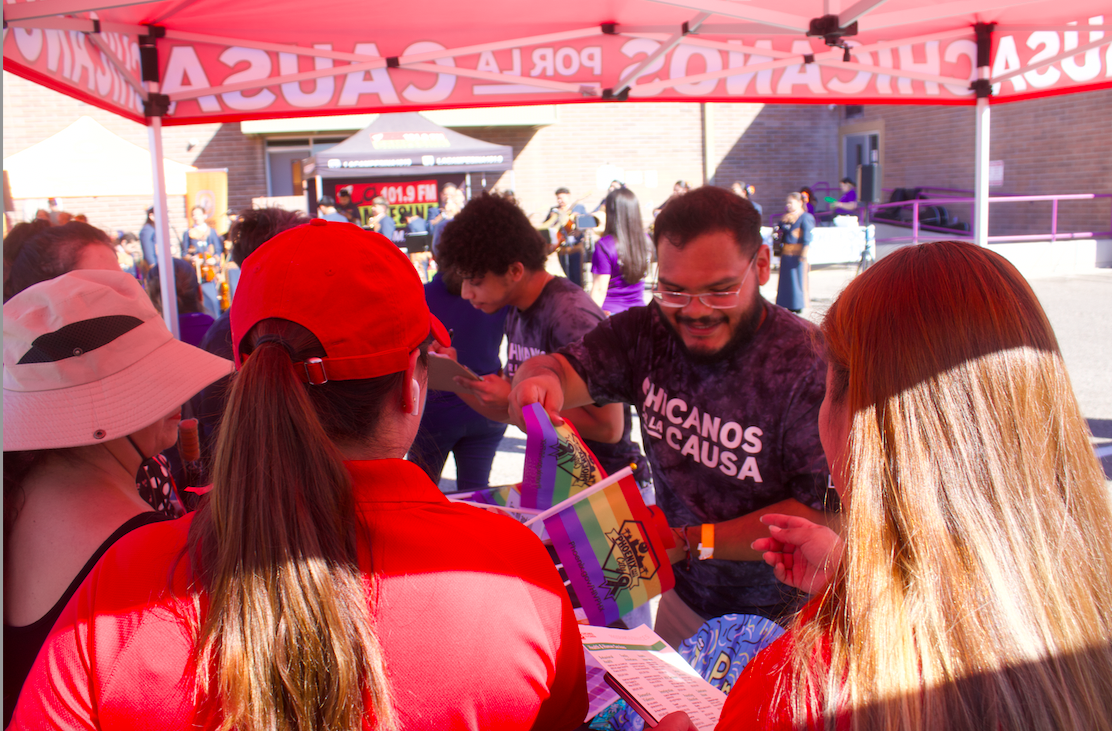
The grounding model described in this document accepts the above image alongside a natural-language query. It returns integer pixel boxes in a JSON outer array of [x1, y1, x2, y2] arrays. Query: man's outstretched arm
[[508, 353, 595, 431]]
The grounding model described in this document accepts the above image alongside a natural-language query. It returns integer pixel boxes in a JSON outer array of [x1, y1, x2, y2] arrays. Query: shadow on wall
[[191, 124, 266, 213], [712, 104, 840, 226]]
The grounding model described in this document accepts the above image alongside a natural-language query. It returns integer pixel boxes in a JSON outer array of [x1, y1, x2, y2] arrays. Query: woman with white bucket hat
[[3, 269, 232, 724]]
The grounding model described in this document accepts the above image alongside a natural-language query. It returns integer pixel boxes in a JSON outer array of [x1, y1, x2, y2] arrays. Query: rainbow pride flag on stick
[[521, 404, 675, 626]]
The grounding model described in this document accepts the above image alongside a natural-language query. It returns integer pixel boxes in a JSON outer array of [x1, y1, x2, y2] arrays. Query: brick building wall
[[711, 102, 841, 224], [843, 88, 1112, 237], [461, 102, 708, 224], [461, 101, 839, 226]]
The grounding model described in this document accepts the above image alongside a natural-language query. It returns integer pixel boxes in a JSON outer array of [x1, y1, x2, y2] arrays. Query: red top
[[11, 459, 588, 730], [716, 602, 846, 731], [715, 626, 802, 731]]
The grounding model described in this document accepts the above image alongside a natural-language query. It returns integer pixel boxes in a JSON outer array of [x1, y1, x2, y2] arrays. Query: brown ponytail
[[188, 319, 398, 731]]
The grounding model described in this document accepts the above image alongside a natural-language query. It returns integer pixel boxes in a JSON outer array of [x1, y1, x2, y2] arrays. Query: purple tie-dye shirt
[[560, 300, 837, 620]]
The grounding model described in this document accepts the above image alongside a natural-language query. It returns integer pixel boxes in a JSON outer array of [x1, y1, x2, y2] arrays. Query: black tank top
[[3, 511, 169, 726]]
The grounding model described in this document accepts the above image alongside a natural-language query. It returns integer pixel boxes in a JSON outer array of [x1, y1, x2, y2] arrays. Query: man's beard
[[669, 299, 765, 365]]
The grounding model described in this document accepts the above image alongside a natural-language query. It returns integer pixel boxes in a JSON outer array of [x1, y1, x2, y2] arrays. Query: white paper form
[[580, 624, 727, 728]]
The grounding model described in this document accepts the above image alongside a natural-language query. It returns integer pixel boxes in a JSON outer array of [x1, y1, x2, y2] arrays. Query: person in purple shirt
[[589, 187, 651, 316], [833, 177, 859, 216]]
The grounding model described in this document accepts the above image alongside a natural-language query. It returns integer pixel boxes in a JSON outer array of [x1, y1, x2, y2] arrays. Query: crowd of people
[[4, 179, 1111, 731]]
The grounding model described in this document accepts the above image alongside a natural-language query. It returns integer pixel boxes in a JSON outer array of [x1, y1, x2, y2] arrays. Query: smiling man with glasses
[[508, 185, 838, 648]]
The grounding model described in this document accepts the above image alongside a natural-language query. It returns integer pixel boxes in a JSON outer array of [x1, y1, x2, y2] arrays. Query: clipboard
[[427, 353, 482, 394]]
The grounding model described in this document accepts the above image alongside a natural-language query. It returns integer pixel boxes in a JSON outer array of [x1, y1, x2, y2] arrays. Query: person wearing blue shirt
[[139, 207, 158, 266], [181, 206, 223, 257], [370, 196, 396, 241], [317, 196, 350, 223], [408, 268, 509, 491]]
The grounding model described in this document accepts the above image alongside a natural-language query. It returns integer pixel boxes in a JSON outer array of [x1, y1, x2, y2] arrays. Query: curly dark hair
[[227, 206, 310, 267], [653, 185, 762, 258], [435, 192, 547, 278]]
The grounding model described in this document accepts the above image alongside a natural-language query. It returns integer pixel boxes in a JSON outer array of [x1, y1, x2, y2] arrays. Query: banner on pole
[[186, 170, 229, 235]]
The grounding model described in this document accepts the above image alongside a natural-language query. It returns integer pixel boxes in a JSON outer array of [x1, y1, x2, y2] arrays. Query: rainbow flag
[[464, 484, 521, 509], [521, 402, 604, 509], [521, 404, 675, 626]]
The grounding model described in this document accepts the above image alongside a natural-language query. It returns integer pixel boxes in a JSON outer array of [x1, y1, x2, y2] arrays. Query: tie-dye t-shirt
[[560, 300, 837, 620], [504, 276, 647, 481]]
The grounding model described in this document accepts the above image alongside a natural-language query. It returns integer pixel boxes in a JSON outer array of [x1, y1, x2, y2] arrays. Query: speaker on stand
[[857, 163, 881, 225]]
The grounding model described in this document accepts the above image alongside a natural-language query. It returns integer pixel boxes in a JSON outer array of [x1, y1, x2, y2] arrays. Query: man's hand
[[508, 353, 601, 432], [507, 357, 568, 430], [752, 514, 843, 594], [455, 373, 512, 420]]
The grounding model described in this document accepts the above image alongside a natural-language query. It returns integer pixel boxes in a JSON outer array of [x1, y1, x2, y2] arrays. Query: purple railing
[[868, 193, 1112, 246]]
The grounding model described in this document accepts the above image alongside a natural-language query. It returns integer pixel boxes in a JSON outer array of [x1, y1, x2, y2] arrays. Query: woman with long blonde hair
[[660, 240, 1112, 731], [12, 222, 588, 731]]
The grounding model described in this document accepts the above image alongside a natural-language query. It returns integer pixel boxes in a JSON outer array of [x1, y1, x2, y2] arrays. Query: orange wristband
[[698, 523, 715, 560]]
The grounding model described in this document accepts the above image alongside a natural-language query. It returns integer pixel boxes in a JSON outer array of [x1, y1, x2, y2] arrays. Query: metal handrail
[[868, 193, 1112, 246]]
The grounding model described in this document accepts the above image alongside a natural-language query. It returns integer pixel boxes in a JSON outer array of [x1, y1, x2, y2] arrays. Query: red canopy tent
[[4, 0, 1110, 331]]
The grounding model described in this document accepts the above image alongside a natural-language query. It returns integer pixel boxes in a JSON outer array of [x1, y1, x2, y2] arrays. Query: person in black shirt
[[507, 186, 838, 648]]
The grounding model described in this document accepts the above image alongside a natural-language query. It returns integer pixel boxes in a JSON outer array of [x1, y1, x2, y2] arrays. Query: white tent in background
[[3, 116, 195, 199]]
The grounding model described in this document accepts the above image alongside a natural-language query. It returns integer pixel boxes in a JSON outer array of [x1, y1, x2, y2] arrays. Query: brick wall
[[712, 102, 841, 225], [844, 88, 1112, 237], [463, 102, 708, 225], [462, 101, 840, 227]]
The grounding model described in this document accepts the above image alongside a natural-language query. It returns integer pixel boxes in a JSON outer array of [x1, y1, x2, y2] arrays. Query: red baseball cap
[[231, 219, 449, 382]]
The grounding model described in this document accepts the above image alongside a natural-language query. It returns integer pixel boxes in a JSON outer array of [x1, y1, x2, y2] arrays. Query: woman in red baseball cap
[[12, 221, 588, 731]]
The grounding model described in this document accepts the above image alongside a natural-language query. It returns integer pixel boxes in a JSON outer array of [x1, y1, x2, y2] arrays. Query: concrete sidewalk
[[436, 265, 1112, 489]]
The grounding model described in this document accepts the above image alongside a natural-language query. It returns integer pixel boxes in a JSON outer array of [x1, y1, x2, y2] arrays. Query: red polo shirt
[[12, 459, 587, 730]]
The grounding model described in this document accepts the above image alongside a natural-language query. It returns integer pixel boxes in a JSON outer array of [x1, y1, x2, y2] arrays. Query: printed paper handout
[[581, 624, 728, 728]]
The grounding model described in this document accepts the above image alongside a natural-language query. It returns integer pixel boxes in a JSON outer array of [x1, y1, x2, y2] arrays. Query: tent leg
[[974, 96, 990, 247], [148, 115, 180, 338], [972, 24, 993, 248]]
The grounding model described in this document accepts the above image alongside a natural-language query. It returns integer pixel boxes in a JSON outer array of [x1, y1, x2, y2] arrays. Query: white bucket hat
[[3, 269, 234, 452]]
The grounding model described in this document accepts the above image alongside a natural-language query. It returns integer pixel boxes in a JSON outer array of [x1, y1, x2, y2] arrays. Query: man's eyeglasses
[[651, 287, 743, 309], [651, 251, 759, 310]]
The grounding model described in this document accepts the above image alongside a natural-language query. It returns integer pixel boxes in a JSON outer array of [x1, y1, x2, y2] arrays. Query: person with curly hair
[[434, 192, 648, 486]]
